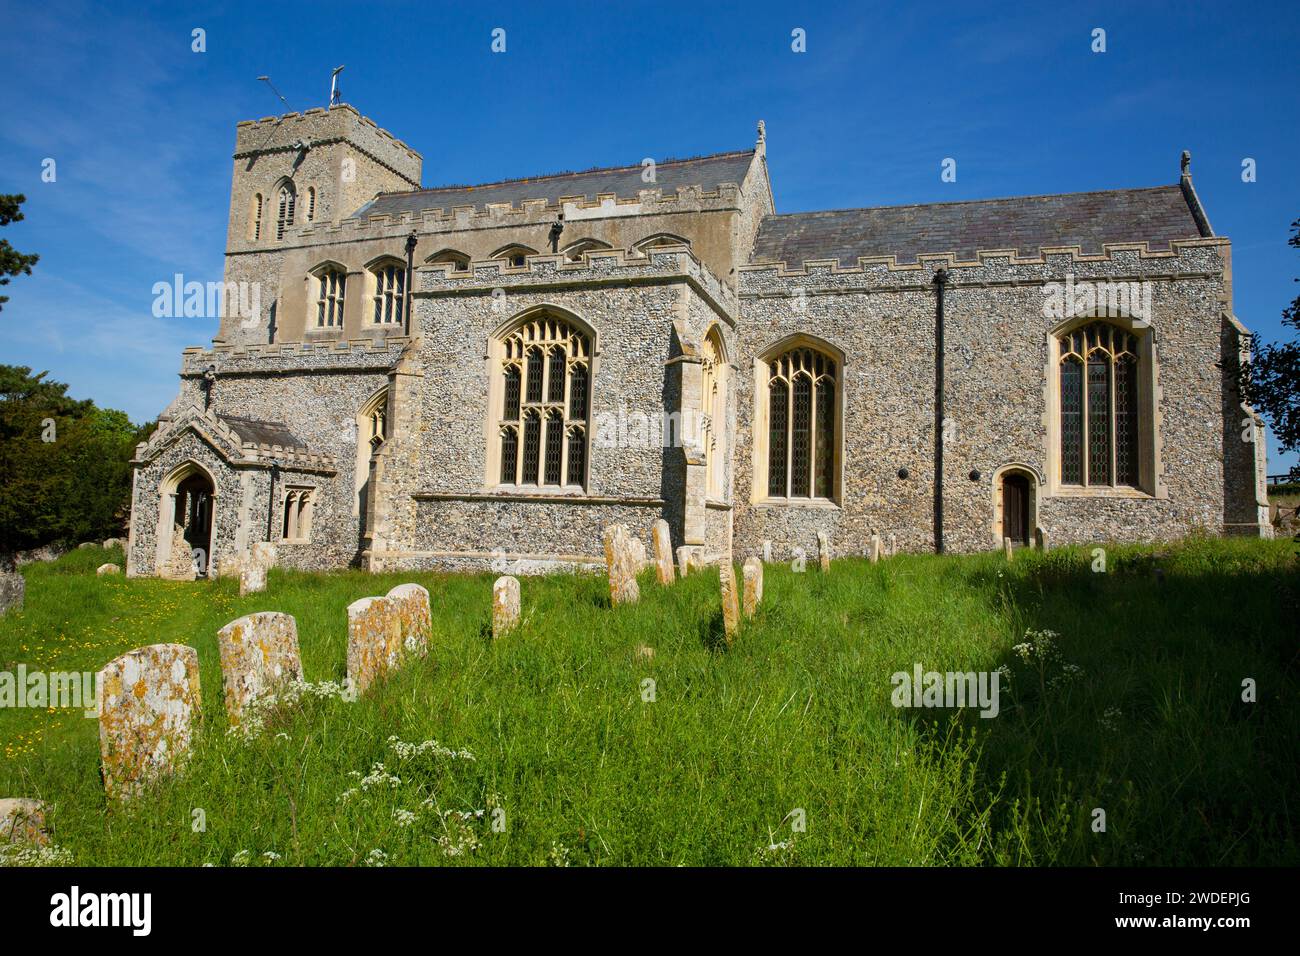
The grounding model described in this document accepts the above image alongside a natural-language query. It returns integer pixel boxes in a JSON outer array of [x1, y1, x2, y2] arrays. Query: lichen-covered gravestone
[[629, 535, 646, 570], [652, 519, 675, 585], [602, 523, 640, 606], [742, 557, 763, 618], [0, 798, 49, 846], [719, 562, 741, 641], [216, 612, 303, 726], [816, 530, 831, 572], [492, 576, 520, 638], [0, 572, 24, 617], [386, 583, 431, 657], [346, 596, 405, 696], [98, 643, 202, 800], [251, 541, 278, 570], [96, 563, 121, 576]]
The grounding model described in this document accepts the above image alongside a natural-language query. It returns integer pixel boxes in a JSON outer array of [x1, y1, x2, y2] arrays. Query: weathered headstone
[[251, 541, 278, 570], [629, 535, 646, 570], [870, 534, 882, 564], [0, 798, 50, 846], [0, 572, 24, 616], [346, 596, 405, 695], [1003, 536, 1014, 561], [652, 519, 675, 585], [96, 563, 121, 576], [719, 562, 741, 641], [386, 583, 431, 657], [217, 550, 249, 580], [239, 563, 266, 596], [762, 540, 772, 563], [676, 546, 692, 578], [888, 532, 897, 557], [492, 576, 520, 638], [1036, 527, 1049, 552], [602, 524, 640, 606], [816, 530, 831, 572], [160, 524, 196, 581], [98, 643, 202, 800], [102, 537, 125, 551], [742, 557, 763, 618], [216, 611, 303, 726]]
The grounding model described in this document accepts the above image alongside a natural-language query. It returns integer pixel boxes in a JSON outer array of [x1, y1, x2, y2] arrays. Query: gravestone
[[98, 643, 201, 800], [719, 562, 741, 641], [1036, 527, 1049, 552], [251, 541, 278, 570], [102, 537, 126, 551], [629, 536, 646, 570], [387, 583, 431, 657], [602, 524, 640, 606], [218, 550, 248, 580], [346, 596, 405, 695], [676, 546, 692, 578], [870, 534, 882, 563], [0, 572, 24, 616], [0, 798, 49, 846], [816, 530, 831, 572], [160, 525, 196, 581], [762, 540, 772, 563], [216, 611, 303, 726], [97, 563, 121, 576], [239, 563, 266, 596], [742, 557, 763, 618], [652, 519, 675, 585], [1003, 537, 1014, 561], [492, 576, 520, 638], [888, 533, 897, 556]]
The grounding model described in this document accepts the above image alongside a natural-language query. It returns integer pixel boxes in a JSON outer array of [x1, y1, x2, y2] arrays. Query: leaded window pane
[[1060, 356, 1084, 484], [768, 379, 788, 497], [1087, 352, 1112, 485]]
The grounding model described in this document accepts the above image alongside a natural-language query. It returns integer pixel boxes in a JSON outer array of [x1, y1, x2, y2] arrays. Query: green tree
[[0, 194, 39, 311], [1242, 217, 1300, 479], [0, 365, 148, 555]]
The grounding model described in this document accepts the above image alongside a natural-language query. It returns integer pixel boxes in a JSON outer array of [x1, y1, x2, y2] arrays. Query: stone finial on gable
[[1180, 150, 1191, 180], [756, 120, 767, 157]]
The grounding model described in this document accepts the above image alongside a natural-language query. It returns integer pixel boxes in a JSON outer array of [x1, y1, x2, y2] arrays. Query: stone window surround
[[749, 332, 846, 508], [365, 254, 407, 326], [281, 485, 316, 542], [354, 386, 389, 518], [1043, 313, 1165, 500], [307, 260, 349, 330], [483, 305, 598, 495]]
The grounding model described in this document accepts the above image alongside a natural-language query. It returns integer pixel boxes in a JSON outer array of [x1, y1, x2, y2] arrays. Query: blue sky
[[1, 0, 1297, 470]]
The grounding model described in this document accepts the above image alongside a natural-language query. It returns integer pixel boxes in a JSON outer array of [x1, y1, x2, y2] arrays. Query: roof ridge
[[376, 148, 755, 199], [763, 184, 1182, 219]]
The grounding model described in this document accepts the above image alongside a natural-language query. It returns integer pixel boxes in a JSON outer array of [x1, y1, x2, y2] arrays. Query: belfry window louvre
[[276, 183, 296, 240], [496, 314, 592, 488], [766, 346, 837, 501], [1058, 322, 1140, 489]]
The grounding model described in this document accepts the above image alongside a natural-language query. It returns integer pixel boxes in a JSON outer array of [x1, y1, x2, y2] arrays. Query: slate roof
[[218, 415, 307, 450], [749, 185, 1207, 268], [353, 150, 756, 219]]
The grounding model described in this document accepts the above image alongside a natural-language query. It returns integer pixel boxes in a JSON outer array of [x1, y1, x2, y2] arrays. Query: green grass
[[1, 535, 1296, 866]]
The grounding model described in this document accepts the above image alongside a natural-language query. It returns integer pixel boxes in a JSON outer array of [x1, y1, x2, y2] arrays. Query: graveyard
[[0, 533, 1296, 866]]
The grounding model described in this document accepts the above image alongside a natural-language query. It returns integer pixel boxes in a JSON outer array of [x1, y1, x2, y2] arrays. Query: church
[[125, 104, 1271, 578]]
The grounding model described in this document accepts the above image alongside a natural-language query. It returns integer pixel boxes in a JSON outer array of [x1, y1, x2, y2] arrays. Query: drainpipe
[[932, 268, 948, 554], [266, 462, 280, 542], [404, 231, 417, 337]]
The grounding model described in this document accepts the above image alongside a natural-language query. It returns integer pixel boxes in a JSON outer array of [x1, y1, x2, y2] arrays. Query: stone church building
[[126, 104, 1270, 577]]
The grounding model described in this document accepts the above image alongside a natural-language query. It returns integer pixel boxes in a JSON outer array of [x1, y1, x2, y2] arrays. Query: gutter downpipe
[[933, 268, 948, 554]]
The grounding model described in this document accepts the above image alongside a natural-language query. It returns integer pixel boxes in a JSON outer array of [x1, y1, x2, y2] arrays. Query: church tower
[[218, 105, 422, 342]]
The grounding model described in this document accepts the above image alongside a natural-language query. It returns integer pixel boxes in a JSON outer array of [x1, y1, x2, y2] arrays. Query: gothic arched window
[[764, 345, 837, 500], [370, 260, 405, 325], [313, 265, 346, 328], [496, 314, 591, 488], [249, 193, 263, 241], [1058, 322, 1140, 487], [275, 182, 296, 240]]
